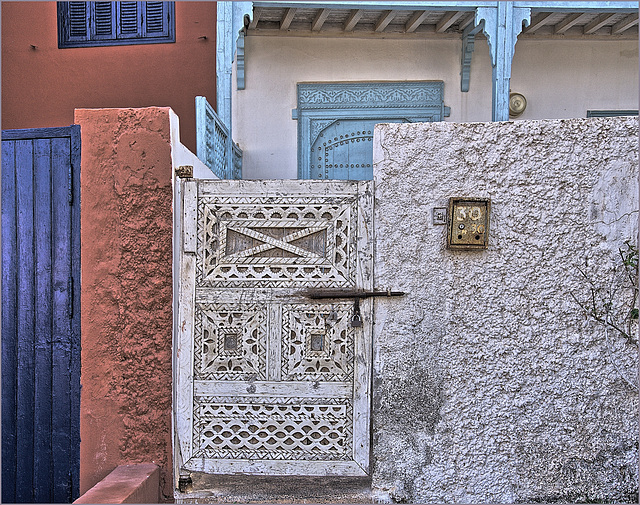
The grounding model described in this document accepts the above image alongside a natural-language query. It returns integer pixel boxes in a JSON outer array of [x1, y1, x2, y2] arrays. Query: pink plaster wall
[[75, 108, 174, 501], [2, 2, 216, 153]]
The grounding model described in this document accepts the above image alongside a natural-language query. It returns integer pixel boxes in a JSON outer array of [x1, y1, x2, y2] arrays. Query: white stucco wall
[[371, 116, 638, 503], [170, 109, 216, 180], [233, 35, 638, 180], [511, 39, 639, 119]]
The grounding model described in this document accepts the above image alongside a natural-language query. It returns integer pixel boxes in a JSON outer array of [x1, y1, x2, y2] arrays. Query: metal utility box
[[447, 198, 490, 249]]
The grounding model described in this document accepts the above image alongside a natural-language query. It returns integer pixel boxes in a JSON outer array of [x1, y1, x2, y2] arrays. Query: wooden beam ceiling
[[344, 9, 363, 31], [583, 13, 615, 34], [611, 12, 638, 34], [405, 10, 428, 33], [312, 8, 331, 31], [436, 11, 465, 33], [280, 8, 297, 30], [245, 5, 637, 39], [523, 12, 554, 33], [553, 12, 590, 33], [248, 7, 262, 29], [374, 10, 398, 32]]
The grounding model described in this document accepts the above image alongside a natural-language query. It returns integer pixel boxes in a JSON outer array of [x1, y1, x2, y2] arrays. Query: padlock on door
[[351, 298, 363, 328]]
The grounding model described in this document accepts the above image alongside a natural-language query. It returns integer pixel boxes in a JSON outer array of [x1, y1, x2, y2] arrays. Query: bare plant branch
[[570, 241, 639, 347]]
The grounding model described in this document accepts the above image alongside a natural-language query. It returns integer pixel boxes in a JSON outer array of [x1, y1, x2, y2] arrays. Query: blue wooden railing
[[195, 96, 242, 179]]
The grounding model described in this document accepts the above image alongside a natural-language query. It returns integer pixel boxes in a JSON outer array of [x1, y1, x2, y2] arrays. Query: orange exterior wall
[[2, 2, 216, 153], [75, 107, 174, 501]]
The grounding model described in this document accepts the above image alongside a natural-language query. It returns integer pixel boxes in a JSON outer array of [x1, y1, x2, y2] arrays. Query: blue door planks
[[1, 126, 81, 503]]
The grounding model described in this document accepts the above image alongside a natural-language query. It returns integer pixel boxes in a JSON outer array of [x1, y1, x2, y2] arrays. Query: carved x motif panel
[[196, 196, 357, 288]]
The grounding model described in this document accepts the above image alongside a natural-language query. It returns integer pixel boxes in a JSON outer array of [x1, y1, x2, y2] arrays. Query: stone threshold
[[174, 473, 375, 503], [74, 464, 160, 504]]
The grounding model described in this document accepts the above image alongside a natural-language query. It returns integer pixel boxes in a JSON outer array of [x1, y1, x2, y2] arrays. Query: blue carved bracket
[[460, 21, 484, 92], [476, 2, 531, 120], [237, 31, 246, 90]]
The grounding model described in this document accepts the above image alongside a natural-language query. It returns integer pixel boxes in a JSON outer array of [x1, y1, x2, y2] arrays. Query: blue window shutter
[[58, 1, 175, 48], [92, 2, 116, 40], [68, 2, 89, 38], [59, 2, 90, 46], [116, 2, 142, 39], [144, 1, 170, 37]]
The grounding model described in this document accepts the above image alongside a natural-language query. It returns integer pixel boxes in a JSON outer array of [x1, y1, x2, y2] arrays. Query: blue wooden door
[[297, 82, 446, 180], [2, 126, 81, 503], [311, 118, 406, 180]]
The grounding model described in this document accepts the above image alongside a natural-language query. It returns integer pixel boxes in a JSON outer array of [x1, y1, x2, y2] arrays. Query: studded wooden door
[[311, 119, 378, 180], [175, 179, 373, 479], [296, 81, 446, 179]]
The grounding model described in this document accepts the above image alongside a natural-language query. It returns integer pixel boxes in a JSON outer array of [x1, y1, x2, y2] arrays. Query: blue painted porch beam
[[516, 1, 637, 12], [217, 1, 252, 175], [217, 2, 233, 129], [216, 2, 252, 128], [253, 1, 492, 11], [476, 2, 531, 121], [253, 1, 636, 11]]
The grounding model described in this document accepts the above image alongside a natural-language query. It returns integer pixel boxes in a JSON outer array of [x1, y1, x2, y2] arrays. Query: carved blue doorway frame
[[294, 81, 446, 180]]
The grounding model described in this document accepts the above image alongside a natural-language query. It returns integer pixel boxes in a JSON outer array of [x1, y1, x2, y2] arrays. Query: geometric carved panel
[[282, 303, 354, 382], [197, 196, 357, 288], [194, 303, 267, 381], [176, 180, 373, 478], [193, 397, 352, 461]]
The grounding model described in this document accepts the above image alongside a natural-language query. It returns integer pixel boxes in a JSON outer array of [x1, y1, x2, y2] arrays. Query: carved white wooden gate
[[175, 180, 373, 479]]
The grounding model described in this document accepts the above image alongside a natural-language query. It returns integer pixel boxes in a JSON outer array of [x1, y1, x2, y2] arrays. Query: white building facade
[[214, 1, 639, 180]]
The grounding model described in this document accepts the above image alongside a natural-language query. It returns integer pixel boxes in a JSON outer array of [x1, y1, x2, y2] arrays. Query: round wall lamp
[[509, 93, 527, 118]]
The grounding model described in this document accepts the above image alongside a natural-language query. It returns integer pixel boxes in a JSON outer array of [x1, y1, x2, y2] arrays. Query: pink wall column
[[75, 108, 174, 501]]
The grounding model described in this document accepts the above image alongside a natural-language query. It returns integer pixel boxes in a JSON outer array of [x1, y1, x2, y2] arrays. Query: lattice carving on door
[[194, 303, 267, 381], [192, 396, 353, 461], [196, 196, 357, 288], [282, 303, 354, 382], [176, 180, 373, 477]]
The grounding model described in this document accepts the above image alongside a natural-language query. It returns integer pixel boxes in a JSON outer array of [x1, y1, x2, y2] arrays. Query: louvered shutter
[[64, 2, 90, 42], [92, 2, 116, 40], [117, 1, 142, 39], [143, 2, 170, 38]]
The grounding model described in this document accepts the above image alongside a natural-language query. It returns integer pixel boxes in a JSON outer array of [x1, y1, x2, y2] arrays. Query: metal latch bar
[[302, 289, 405, 299]]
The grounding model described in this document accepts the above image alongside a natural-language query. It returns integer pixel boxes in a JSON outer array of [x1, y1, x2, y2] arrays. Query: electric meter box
[[447, 197, 490, 249]]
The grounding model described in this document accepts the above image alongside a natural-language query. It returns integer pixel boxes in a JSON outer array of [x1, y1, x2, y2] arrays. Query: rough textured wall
[[76, 108, 174, 500], [372, 117, 639, 503]]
